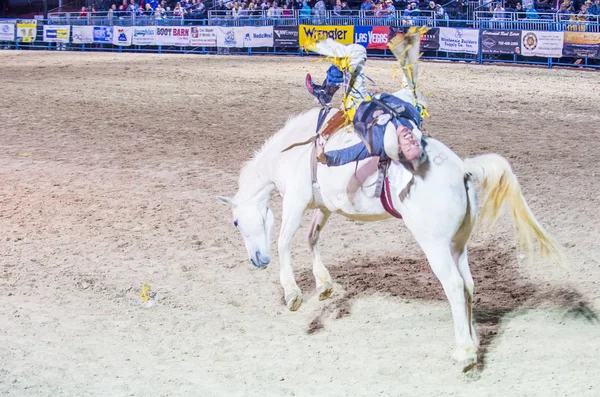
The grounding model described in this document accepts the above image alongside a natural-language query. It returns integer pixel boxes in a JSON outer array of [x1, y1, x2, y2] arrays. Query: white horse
[[217, 90, 562, 371]]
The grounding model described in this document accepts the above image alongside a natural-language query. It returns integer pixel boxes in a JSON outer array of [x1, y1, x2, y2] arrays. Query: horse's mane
[[238, 108, 317, 185]]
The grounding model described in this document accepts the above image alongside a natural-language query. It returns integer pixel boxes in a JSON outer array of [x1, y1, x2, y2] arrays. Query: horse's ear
[[216, 195, 234, 206]]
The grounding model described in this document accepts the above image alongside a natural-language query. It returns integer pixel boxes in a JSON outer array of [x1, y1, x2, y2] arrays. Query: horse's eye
[[233, 220, 238, 227]]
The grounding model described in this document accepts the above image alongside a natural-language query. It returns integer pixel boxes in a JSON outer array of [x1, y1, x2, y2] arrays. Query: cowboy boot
[[305, 74, 340, 107]]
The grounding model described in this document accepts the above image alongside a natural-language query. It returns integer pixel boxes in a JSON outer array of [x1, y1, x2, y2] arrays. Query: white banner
[[16, 19, 37, 43], [132, 26, 156, 46], [43, 25, 70, 43], [190, 26, 216, 47], [113, 26, 132, 46], [521, 31, 564, 58], [0, 23, 15, 41], [72, 26, 94, 44], [439, 27, 479, 54], [242, 26, 273, 48], [216, 26, 244, 48], [156, 26, 190, 46]]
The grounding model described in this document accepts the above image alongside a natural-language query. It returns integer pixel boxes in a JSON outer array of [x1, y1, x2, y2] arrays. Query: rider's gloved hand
[[316, 136, 327, 164]]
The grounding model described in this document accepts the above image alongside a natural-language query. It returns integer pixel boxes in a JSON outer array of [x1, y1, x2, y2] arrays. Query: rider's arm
[[324, 142, 371, 167]]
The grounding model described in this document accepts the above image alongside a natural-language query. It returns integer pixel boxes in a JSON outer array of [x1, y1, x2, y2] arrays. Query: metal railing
[[474, 11, 600, 32]]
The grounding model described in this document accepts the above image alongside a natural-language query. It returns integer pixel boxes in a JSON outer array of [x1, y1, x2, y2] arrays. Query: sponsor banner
[[16, 19, 37, 43], [521, 31, 563, 57], [420, 28, 440, 51], [390, 27, 438, 50], [243, 26, 273, 48], [156, 26, 190, 46], [273, 26, 298, 47], [72, 26, 94, 44], [43, 25, 70, 43], [439, 27, 479, 54], [190, 26, 216, 46], [132, 26, 156, 46], [481, 29, 521, 54], [113, 26, 132, 46], [93, 26, 113, 44], [562, 31, 600, 59], [0, 23, 15, 42], [299, 25, 354, 47], [216, 26, 244, 48], [354, 26, 389, 50]]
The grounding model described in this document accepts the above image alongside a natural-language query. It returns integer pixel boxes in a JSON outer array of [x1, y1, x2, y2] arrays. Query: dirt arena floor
[[1, 51, 599, 396]]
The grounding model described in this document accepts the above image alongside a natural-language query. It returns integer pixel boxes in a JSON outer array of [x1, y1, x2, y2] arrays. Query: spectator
[[128, 0, 138, 13], [314, 0, 326, 17], [173, 1, 187, 16], [155, 4, 163, 18], [435, 3, 447, 18], [108, 4, 116, 21], [144, 3, 153, 15], [514, 3, 526, 18], [492, 2, 505, 19], [561, 0, 575, 12], [360, 0, 374, 13], [426, 0, 436, 12], [282, 3, 293, 15], [588, 0, 600, 14], [341, 1, 351, 13], [378, 0, 395, 16], [300, 0, 311, 16], [216, 0, 226, 11], [577, 4, 591, 18], [80, 6, 88, 16], [333, 0, 343, 15], [525, 3, 540, 18]]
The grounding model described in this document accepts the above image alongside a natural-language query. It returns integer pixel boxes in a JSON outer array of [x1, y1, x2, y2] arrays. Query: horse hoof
[[318, 283, 333, 301], [452, 345, 478, 373], [286, 292, 303, 312]]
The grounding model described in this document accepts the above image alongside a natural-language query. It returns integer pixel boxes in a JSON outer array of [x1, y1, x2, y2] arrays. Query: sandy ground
[[1, 51, 599, 396]]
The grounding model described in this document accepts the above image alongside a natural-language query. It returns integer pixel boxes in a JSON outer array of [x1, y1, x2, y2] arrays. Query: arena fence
[[1, 16, 599, 69]]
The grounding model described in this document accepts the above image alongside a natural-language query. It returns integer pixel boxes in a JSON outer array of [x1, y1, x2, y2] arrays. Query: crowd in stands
[[75, 0, 599, 21], [484, 0, 600, 20]]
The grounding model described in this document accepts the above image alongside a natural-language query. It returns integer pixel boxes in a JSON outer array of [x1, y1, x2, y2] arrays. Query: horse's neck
[[236, 155, 277, 203]]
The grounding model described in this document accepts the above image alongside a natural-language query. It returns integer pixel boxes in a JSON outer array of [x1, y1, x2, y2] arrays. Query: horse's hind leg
[[307, 209, 333, 300], [451, 244, 478, 347], [423, 242, 478, 371]]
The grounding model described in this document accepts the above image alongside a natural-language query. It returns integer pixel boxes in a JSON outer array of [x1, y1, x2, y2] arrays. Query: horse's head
[[217, 195, 274, 269]]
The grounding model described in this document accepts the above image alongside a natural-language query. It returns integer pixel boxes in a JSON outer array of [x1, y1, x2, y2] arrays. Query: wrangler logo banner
[[299, 25, 354, 47]]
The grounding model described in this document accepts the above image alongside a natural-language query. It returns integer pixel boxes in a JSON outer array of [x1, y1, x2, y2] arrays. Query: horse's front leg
[[278, 197, 307, 311], [307, 209, 332, 300]]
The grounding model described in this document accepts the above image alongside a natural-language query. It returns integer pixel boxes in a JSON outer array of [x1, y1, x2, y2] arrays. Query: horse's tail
[[463, 154, 564, 266]]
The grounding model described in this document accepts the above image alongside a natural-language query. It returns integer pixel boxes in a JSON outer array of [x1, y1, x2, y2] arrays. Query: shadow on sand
[[296, 244, 598, 371]]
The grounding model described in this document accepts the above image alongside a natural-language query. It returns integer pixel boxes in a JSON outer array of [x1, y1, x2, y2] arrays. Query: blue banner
[[354, 26, 371, 48], [93, 26, 113, 44]]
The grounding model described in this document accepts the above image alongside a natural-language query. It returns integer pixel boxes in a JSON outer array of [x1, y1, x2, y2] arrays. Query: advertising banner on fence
[[273, 26, 298, 47], [16, 20, 37, 43], [156, 26, 190, 46], [0, 23, 15, 41], [113, 26, 132, 46], [93, 26, 113, 44], [521, 31, 563, 57], [216, 26, 244, 48], [132, 26, 156, 46], [354, 26, 389, 50], [243, 26, 273, 47], [72, 26, 94, 44], [420, 27, 440, 51], [562, 31, 600, 59], [190, 26, 216, 46], [439, 27, 479, 54], [43, 25, 70, 43], [299, 25, 354, 47], [481, 29, 521, 54], [391, 27, 439, 50]]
